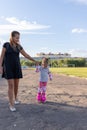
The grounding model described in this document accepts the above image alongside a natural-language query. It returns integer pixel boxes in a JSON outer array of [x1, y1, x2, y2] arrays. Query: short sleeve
[[19, 45, 23, 50], [17, 44, 23, 51], [3, 42, 9, 48]]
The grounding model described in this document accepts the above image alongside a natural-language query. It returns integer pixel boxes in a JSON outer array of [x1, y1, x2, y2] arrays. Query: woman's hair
[[10, 31, 20, 44]]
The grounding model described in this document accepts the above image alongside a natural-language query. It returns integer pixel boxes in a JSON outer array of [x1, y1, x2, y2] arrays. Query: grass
[[50, 67, 87, 78]]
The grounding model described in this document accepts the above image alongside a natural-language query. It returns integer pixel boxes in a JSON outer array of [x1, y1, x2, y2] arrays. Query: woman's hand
[[35, 61, 40, 65], [0, 66, 3, 74]]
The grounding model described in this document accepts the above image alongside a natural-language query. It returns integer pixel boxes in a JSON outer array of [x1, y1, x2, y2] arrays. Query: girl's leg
[[37, 92, 42, 102], [41, 91, 46, 103], [7, 79, 14, 107], [37, 82, 42, 102], [14, 79, 19, 101], [41, 82, 47, 103]]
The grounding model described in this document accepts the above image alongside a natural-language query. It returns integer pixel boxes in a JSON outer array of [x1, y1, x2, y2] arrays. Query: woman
[[0, 31, 37, 112]]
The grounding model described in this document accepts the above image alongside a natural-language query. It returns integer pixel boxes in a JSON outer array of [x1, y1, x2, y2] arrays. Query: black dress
[[2, 42, 23, 79]]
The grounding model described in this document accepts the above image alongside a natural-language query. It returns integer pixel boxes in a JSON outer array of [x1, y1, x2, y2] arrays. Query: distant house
[[20, 52, 71, 61], [35, 52, 71, 60]]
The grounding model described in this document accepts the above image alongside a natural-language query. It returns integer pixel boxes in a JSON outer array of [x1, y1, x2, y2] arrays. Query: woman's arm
[[0, 48, 6, 66], [20, 49, 36, 63], [0, 48, 6, 73]]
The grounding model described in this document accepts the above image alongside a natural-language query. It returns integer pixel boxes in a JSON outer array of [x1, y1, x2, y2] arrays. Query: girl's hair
[[42, 57, 49, 64], [10, 31, 20, 44]]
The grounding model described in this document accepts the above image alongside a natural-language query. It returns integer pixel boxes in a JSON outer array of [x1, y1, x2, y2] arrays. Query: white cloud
[[69, 0, 87, 4], [0, 38, 6, 44], [0, 48, 1, 55], [0, 17, 51, 35], [72, 28, 87, 33], [39, 47, 48, 51], [38, 47, 52, 54], [0, 38, 6, 54], [21, 31, 55, 35], [69, 49, 87, 57]]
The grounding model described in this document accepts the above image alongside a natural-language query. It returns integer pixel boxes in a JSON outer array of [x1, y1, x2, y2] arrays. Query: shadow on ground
[[0, 98, 87, 130]]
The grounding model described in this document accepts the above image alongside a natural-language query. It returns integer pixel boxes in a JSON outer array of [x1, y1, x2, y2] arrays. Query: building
[[20, 52, 71, 61], [35, 52, 71, 60]]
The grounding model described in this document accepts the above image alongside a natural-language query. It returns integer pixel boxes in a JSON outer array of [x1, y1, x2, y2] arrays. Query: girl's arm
[[0, 48, 6, 74], [35, 65, 40, 72], [48, 68, 52, 80], [20, 49, 36, 63], [48, 72, 52, 80]]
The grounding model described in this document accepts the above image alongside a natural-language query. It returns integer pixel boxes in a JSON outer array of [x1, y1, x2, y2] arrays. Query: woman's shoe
[[15, 100, 20, 105], [9, 106, 16, 112]]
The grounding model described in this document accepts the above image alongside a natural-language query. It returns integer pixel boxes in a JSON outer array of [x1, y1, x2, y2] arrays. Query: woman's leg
[[14, 79, 19, 101], [7, 79, 14, 107]]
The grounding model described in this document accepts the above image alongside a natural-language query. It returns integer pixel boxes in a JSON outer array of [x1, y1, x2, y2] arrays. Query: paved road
[[0, 69, 87, 130]]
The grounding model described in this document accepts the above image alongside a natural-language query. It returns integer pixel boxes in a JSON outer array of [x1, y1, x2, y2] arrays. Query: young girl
[[36, 57, 52, 103]]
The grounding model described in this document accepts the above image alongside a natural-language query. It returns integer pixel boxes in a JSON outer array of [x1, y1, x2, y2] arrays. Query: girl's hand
[[50, 77, 52, 81], [49, 73, 52, 80], [0, 66, 3, 74]]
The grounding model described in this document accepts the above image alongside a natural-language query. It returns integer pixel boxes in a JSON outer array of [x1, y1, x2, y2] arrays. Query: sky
[[0, 0, 87, 57]]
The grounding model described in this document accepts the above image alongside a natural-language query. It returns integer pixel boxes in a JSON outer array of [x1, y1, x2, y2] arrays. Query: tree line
[[20, 58, 87, 67]]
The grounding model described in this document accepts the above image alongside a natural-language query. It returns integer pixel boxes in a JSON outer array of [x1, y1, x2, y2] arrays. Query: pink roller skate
[[37, 93, 42, 103], [41, 93, 46, 103]]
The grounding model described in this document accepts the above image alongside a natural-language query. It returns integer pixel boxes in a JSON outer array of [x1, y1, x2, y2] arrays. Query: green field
[[50, 67, 87, 78]]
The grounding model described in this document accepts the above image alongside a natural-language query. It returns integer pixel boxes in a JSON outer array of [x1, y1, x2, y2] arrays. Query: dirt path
[[0, 69, 87, 130]]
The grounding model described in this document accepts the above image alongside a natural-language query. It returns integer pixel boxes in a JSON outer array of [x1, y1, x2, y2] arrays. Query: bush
[[20, 60, 35, 67], [50, 58, 86, 67]]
